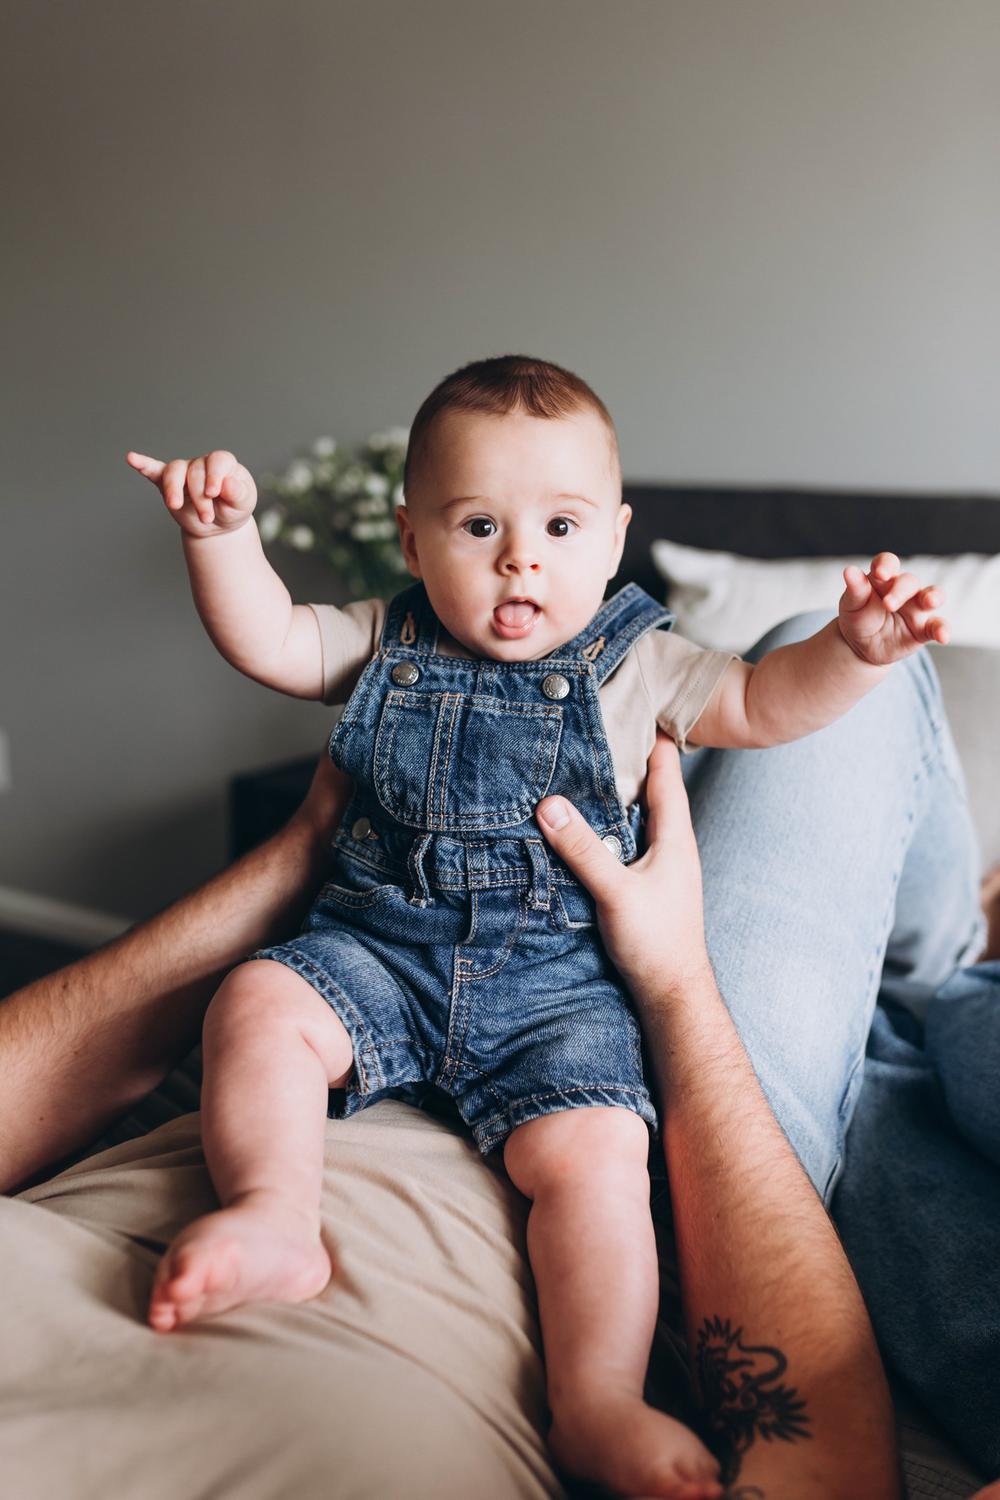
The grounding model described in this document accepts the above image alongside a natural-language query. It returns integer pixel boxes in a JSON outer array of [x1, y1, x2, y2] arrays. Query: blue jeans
[[683, 612, 995, 1476]]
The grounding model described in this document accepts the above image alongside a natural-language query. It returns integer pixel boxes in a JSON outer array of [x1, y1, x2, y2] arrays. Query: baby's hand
[[838, 551, 950, 666], [126, 450, 257, 538]]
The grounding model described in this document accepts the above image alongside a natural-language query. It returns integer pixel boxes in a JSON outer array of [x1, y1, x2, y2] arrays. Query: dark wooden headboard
[[618, 483, 1000, 599]]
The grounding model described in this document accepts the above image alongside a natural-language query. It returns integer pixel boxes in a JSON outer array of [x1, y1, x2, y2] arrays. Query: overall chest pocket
[[373, 690, 564, 831]]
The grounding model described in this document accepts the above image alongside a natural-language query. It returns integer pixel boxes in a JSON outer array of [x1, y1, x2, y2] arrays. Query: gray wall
[[3, 0, 999, 920]]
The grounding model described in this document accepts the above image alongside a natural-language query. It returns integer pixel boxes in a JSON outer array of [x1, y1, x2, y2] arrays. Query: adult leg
[[680, 612, 982, 1200], [148, 958, 353, 1330], [833, 963, 1000, 1479]]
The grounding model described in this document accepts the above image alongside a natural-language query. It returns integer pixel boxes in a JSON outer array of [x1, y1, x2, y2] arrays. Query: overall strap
[[379, 581, 439, 655], [554, 583, 674, 685]]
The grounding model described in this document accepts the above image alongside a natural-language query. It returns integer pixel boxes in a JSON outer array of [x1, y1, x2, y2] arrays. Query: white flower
[[367, 425, 409, 453], [363, 472, 390, 498], [283, 460, 314, 495], [312, 436, 337, 458], [287, 524, 315, 551], [350, 518, 396, 542], [352, 495, 389, 518], [258, 507, 284, 543]]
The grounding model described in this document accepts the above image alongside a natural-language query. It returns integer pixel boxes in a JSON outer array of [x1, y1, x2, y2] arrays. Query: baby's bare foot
[[549, 1390, 723, 1499], [979, 864, 1000, 963], [148, 1195, 331, 1332]]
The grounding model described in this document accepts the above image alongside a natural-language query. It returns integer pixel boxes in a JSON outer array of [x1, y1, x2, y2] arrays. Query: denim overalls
[[256, 580, 674, 1153]]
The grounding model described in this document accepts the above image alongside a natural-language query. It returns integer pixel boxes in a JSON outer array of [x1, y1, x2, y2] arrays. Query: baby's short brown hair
[[403, 354, 621, 501]]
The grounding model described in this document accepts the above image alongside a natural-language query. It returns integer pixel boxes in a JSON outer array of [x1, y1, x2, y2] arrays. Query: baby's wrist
[[180, 515, 255, 550], [833, 614, 888, 671]]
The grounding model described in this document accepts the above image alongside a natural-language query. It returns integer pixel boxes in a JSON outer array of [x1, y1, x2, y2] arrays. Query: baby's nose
[[499, 534, 541, 573]]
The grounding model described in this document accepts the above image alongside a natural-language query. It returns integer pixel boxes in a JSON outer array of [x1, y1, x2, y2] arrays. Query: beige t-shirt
[[307, 599, 737, 807]]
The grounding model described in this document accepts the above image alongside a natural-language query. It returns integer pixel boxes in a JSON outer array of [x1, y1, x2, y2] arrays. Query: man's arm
[[0, 751, 350, 1194], [535, 738, 900, 1500]]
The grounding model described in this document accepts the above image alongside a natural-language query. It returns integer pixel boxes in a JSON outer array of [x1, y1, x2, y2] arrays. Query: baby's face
[[397, 408, 631, 661]]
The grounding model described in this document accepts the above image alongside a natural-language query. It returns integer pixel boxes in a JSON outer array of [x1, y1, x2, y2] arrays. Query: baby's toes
[[671, 1481, 723, 1500]]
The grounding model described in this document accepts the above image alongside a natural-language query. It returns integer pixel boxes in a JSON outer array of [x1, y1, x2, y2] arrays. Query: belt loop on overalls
[[525, 839, 552, 911], [407, 833, 434, 907]]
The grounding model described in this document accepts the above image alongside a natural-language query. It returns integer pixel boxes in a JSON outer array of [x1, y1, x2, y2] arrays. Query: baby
[[128, 354, 947, 1500]]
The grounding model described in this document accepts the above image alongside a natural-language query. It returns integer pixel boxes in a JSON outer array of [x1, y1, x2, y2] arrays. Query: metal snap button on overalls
[[391, 661, 421, 686], [601, 834, 623, 860], [541, 673, 570, 701], [351, 816, 373, 840]]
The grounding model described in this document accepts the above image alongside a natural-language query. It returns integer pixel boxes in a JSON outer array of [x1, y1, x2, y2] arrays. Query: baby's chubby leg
[[148, 959, 354, 1331], [504, 1107, 722, 1500]]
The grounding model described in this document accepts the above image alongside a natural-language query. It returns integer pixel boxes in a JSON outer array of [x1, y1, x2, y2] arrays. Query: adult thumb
[[535, 795, 622, 901]]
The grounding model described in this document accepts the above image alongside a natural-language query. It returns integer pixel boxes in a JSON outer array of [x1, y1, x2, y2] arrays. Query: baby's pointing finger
[[126, 451, 166, 482]]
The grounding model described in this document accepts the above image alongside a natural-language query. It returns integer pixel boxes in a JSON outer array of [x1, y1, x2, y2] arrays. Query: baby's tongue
[[495, 601, 537, 627]]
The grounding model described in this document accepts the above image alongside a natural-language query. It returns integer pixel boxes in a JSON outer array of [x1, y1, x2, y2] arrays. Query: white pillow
[[651, 538, 1000, 655]]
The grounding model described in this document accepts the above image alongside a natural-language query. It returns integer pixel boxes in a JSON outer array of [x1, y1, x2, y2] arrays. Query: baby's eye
[[463, 516, 496, 538], [547, 516, 577, 538]]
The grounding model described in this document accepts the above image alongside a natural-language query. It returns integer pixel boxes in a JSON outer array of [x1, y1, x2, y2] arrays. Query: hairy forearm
[[0, 807, 329, 1194], [183, 521, 315, 690], [745, 619, 889, 745], [641, 968, 900, 1499]]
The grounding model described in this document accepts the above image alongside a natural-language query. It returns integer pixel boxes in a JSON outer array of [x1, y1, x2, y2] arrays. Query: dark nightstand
[[229, 755, 316, 859]]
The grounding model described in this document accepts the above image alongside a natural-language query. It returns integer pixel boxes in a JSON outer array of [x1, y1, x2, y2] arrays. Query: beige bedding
[[1, 1100, 684, 1499], [3, 1093, 983, 1498]]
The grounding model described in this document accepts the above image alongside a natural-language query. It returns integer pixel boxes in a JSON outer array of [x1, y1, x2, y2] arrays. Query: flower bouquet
[[258, 428, 411, 598]]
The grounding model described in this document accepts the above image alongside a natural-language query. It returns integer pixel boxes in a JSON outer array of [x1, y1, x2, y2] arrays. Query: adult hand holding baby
[[536, 729, 711, 1010], [839, 549, 949, 663], [126, 449, 257, 538]]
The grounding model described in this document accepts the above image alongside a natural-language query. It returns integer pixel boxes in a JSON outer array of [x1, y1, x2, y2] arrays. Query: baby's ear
[[396, 505, 422, 579], [607, 501, 632, 579]]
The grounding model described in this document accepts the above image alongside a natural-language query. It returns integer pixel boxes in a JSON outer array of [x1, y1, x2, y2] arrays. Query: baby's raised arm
[[127, 450, 323, 699], [688, 551, 950, 750]]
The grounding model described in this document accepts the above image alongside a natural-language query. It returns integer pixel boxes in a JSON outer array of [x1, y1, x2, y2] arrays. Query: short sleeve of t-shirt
[[307, 599, 387, 704], [630, 628, 739, 752]]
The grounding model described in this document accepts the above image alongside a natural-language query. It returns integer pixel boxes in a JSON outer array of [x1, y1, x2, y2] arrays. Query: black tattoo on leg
[[696, 1315, 811, 1484]]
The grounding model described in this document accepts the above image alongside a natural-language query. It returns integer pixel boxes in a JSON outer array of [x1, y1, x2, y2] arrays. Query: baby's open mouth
[[493, 600, 541, 638]]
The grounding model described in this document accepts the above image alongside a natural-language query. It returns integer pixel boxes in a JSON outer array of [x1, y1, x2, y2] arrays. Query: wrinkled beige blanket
[[0, 1101, 683, 1498]]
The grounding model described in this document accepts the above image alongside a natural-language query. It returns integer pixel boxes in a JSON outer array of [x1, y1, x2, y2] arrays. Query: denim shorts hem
[[250, 943, 403, 1097], [470, 1086, 658, 1155]]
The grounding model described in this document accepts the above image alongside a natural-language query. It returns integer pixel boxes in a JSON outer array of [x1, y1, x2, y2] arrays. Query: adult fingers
[[535, 794, 625, 903], [642, 732, 697, 861]]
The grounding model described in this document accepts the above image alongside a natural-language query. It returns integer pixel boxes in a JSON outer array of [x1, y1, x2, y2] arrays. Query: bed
[[4, 483, 998, 1499]]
